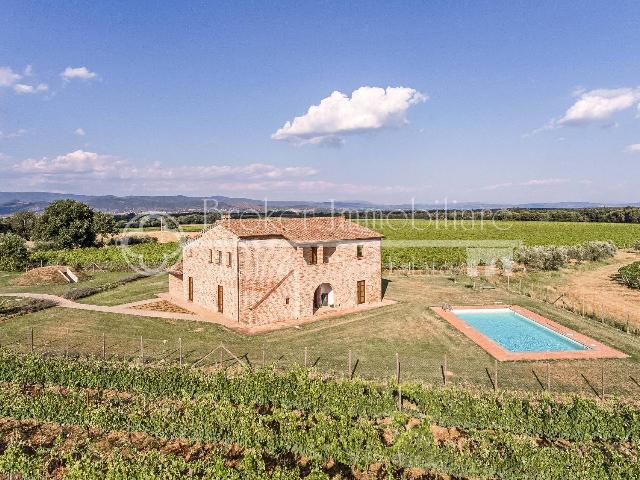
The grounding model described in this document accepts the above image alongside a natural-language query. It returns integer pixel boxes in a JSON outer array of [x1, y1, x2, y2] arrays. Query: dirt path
[[562, 251, 640, 328]]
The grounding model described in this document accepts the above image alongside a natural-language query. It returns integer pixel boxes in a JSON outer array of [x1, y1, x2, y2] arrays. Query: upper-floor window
[[323, 246, 336, 263], [310, 246, 318, 265], [208, 249, 213, 263], [217, 250, 222, 265], [227, 251, 232, 267], [357, 245, 364, 259]]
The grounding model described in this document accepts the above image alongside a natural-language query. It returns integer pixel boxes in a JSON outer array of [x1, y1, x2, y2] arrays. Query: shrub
[[618, 262, 640, 289], [109, 235, 158, 246], [0, 298, 57, 317], [62, 273, 147, 301], [632, 240, 640, 252], [515, 241, 616, 271], [0, 232, 29, 271]]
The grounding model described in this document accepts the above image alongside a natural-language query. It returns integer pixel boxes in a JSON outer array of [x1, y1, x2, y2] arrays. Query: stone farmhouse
[[167, 216, 383, 325]]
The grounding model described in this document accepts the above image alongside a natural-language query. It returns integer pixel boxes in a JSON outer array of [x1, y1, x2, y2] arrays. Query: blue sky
[[1, 0, 639, 204]]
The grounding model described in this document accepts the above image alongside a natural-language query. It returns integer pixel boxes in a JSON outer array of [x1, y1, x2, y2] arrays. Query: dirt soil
[[9, 266, 82, 286], [130, 300, 194, 314], [561, 251, 640, 328]]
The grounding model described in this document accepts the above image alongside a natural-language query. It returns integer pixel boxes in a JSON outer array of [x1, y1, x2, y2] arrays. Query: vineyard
[[0, 353, 638, 479], [618, 262, 640, 289], [356, 219, 640, 267]]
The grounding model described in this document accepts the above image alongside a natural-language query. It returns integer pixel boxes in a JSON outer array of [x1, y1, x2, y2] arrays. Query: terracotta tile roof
[[166, 260, 183, 277], [217, 217, 383, 242]]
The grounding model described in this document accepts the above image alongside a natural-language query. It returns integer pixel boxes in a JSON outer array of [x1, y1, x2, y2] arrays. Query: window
[[357, 280, 366, 304], [285, 297, 290, 305], [208, 249, 213, 263], [323, 246, 335, 263], [188, 277, 194, 301], [227, 252, 232, 267], [217, 250, 222, 265], [310, 246, 318, 265], [357, 245, 363, 259]]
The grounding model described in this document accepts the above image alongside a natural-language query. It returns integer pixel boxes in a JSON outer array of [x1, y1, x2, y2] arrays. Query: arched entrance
[[313, 283, 334, 312]]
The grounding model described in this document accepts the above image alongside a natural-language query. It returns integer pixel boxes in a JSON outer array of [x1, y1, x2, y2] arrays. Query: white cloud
[[74, 128, 86, 136], [23, 65, 33, 76], [272, 86, 427, 145], [13, 83, 48, 94], [625, 144, 640, 153], [6, 149, 408, 196], [0, 66, 22, 87], [61, 66, 98, 81], [482, 178, 568, 191], [0, 128, 27, 140], [557, 87, 640, 126]]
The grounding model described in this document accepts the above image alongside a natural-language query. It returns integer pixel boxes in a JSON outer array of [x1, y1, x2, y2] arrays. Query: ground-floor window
[[188, 277, 193, 301], [357, 280, 366, 304]]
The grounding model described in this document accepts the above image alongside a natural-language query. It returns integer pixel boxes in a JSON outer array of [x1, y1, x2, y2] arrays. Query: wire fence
[[1, 327, 639, 400]]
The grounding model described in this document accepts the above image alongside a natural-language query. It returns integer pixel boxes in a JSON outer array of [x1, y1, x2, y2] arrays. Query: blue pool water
[[452, 308, 587, 352]]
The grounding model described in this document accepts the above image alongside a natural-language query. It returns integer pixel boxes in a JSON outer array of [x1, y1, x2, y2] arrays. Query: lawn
[[0, 270, 138, 297], [76, 273, 168, 306], [1, 272, 638, 398]]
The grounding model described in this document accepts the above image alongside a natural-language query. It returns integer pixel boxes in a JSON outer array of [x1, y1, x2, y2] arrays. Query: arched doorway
[[313, 283, 334, 312]]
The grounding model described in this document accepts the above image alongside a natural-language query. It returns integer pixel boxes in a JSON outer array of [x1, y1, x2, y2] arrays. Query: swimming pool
[[451, 308, 586, 352], [432, 305, 628, 361]]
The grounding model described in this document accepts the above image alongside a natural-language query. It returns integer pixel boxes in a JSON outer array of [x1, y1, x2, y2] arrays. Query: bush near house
[[618, 262, 640, 289]]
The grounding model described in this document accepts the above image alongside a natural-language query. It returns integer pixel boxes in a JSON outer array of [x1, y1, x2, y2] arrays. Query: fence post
[[442, 355, 448, 386], [546, 362, 551, 391], [30, 327, 34, 353], [102, 333, 106, 360], [396, 353, 400, 384], [494, 359, 498, 391], [178, 337, 183, 367], [304, 347, 308, 368], [601, 364, 605, 399], [262, 348, 266, 367], [348, 349, 352, 379], [140, 336, 144, 363]]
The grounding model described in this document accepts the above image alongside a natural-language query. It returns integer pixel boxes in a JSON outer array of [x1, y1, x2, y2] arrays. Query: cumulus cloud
[[625, 144, 640, 153], [0, 66, 22, 87], [13, 83, 48, 94], [61, 66, 98, 81], [272, 86, 427, 145], [74, 128, 86, 136], [5, 149, 408, 196], [526, 87, 640, 137], [557, 88, 640, 126]]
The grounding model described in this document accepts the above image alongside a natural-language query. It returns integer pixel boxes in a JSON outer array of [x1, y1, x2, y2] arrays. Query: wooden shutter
[[357, 280, 365, 304], [188, 277, 194, 301], [217, 285, 224, 313], [311, 247, 318, 265]]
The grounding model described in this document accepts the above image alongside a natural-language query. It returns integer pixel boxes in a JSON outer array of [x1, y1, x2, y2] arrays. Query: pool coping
[[431, 305, 628, 361]]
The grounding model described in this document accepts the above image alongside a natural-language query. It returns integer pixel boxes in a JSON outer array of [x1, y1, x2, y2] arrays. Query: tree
[[93, 211, 118, 239], [0, 232, 28, 271], [34, 200, 96, 249], [7, 211, 37, 240]]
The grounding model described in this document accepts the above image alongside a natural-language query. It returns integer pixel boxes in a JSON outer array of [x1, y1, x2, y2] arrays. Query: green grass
[[76, 273, 168, 305], [0, 270, 139, 297], [1, 273, 638, 398], [355, 219, 640, 266]]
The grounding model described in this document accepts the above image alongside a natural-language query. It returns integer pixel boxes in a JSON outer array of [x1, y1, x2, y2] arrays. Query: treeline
[[361, 207, 640, 223], [113, 206, 640, 227]]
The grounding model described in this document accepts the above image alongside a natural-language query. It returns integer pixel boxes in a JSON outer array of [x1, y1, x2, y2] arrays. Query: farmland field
[[356, 219, 640, 267], [0, 353, 638, 479]]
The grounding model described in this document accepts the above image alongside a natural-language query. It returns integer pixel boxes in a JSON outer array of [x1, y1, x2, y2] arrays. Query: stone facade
[[169, 218, 383, 325]]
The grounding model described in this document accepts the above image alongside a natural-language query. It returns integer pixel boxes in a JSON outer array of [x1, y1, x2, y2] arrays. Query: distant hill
[[0, 192, 638, 215]]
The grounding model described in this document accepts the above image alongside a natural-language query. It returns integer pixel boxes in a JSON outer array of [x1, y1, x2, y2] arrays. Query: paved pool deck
[[432, 305, 628, 361]]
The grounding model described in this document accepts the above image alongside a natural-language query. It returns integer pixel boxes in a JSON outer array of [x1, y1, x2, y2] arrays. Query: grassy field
[[75, 273, 168, 306], [1, 272, 638, 398]]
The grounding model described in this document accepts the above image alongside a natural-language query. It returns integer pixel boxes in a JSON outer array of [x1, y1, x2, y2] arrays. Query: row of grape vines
[[0, 353, 638, 478]]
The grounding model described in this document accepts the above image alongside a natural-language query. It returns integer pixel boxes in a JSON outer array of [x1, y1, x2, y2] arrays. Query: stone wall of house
[[237, 238, 299, 325], [238, 238, 382, 325], [181, 225, 240, 322], [168, 273, 182, 298], [175, 226, 382, 326]]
